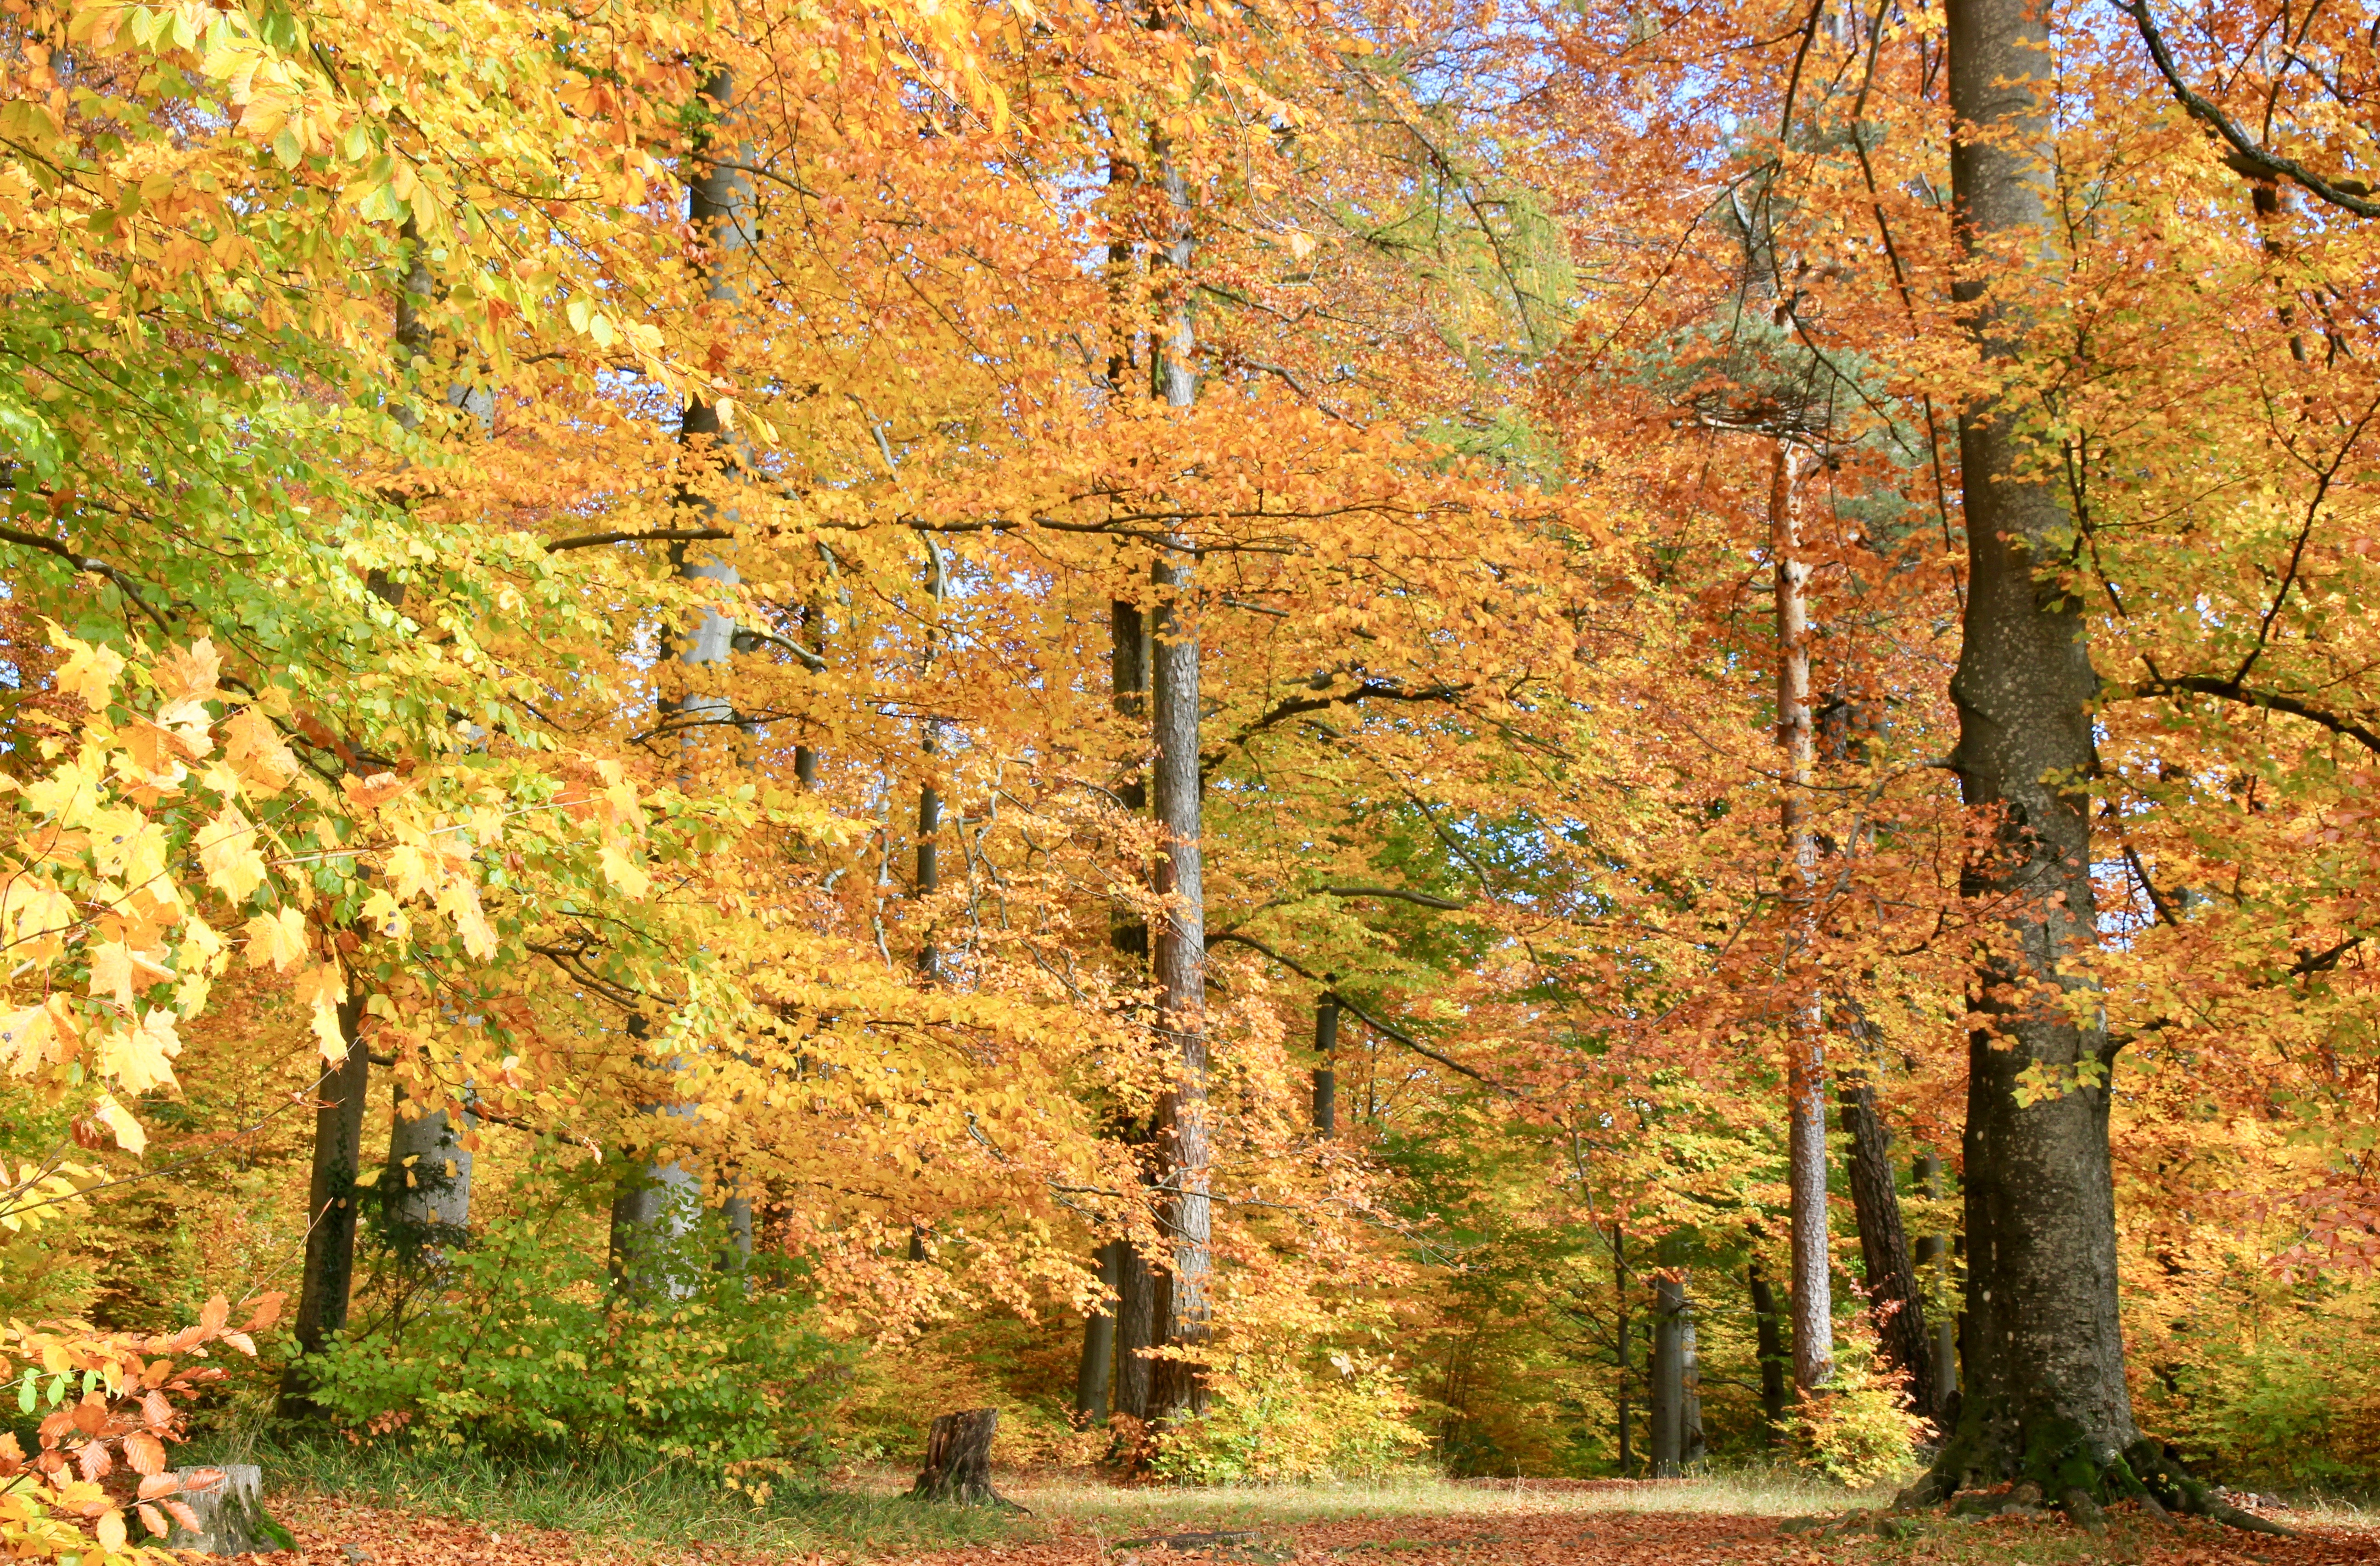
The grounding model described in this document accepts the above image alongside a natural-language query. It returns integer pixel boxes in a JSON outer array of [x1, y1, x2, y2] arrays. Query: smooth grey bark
[[1749, 1260, 1791, 1441], [1913, 1152, 1959, 1417], [1648, 1236, 1688, 1476], [612, 64, 757, 1287], [1312, 995, 1338, 1135], [1075, 1240, 1124, 1426], [1930, 0, 2138, 1498], [1840, 1080, 1932, 1402], [276, 991, 370, 1417], [1145, 137, 1209, 1430], [384, 1084, 473, 1275]]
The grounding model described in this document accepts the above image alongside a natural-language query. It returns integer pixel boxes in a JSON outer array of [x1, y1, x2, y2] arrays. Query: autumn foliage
[[4, 0, 2380, 1548]]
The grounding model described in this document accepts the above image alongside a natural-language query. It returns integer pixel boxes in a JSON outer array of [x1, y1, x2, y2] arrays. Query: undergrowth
[[204, 1439, 1029, 1555]]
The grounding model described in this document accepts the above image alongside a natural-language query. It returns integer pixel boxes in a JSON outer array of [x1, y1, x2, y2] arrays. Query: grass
[[203, 1440, 2378, 1561], [204, 1438, 1028, 1555]]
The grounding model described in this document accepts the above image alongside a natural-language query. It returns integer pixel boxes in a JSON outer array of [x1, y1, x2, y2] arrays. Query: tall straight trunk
[[1931, 0, 2139, 1498], [1312, 995, 1338, 1135], [1076, 1240, 1124, 1426], [1682, 1309, 1706, 1466], [277, 991, 370, 1417], [916, 542, 947, 981], [1113, 1241, 1156, 1420], [1613, 1226, 1633, 1476], [1913, 1152, 1959, 1416], [1840, 1079, 1932, 1399], [1749, 1260, 1791, 1441], [1772, 440, 1832, 1390], [1145, 136, 1209, 1429], [1648, 1234, 1688, 1476], [613, 63, 758, 1284]]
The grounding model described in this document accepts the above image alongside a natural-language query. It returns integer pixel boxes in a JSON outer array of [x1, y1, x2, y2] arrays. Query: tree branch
[[2128, 674, 2380, 756], [2125, 0, 2380, 218]]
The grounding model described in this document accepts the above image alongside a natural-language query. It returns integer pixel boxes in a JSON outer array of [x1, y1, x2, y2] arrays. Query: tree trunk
[[1840, 1079, 1932, 1402], [1145, 136, 1209, 1430], [1075, 1240, 1123, 1426], [276, 991, 370, 1417], [1648, 1244, 1686, 1477], [613, 63, 756, 1287], [1682, 1307, 1706, 1466], [1113, 1239, 1156, 1421], [1613, 1226, 1633, 1476], [1312, 995, 1338, 1135], [1772, 439, 1833, 1392], [1913, 1152, 1959, 1417], [1930, 0, 2139, 1499], [384, 1083, 472, 1275], [1749, 1260, 1791, 1441], [912, 1409, 1008, 1504]]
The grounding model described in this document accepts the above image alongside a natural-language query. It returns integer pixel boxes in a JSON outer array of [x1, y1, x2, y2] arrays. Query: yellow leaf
[[198, 804, 267, 904], [93, 1091, 148, 1155], [243, 906, 309, 972], [600, 841, 651, 900], [99, 1010, 180, 1095], [294, 962, 349, 1060], [95, 1505, 126, 1552], [434, 877, 496, 960], [48, 629, 125, 710]]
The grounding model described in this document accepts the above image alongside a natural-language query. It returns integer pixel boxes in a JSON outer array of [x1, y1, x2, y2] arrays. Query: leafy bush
[[1787, 1321, 1926, 1486], [304, 1173, 844, 1473], [1151, 1347, 1427, 1484]]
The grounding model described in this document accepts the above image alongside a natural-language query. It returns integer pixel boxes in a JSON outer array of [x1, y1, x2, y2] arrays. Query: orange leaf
[[123, 1430, 164, 1475]]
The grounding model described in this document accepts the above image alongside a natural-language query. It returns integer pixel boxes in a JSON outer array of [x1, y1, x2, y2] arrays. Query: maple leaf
[[48, 631, 125, 711], [198, 804, 268, 904], [243, 906, 309, 971], [92, 1091, 149, 1155], [293, 963, 350, 1060], [99, 1011, 181, 1096]]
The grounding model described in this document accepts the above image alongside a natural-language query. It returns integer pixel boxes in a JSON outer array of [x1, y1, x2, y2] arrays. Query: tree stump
[[910, 1408, 1009, 1505], [164, 1464, 297, 1555]]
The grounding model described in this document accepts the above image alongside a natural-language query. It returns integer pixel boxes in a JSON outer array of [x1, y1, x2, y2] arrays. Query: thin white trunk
[[1773, 439, 1833, 1390]]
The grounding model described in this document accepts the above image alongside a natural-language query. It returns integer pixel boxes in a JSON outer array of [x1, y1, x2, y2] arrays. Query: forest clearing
[[11, 0, 2380, 1557]]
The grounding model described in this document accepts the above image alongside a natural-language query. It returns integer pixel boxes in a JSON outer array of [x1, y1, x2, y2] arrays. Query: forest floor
[[263, 1463, 2380, 1566]]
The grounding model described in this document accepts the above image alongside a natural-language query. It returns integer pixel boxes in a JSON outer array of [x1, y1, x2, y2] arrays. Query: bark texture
[[1113, 1240, 1157, 1421], [1840, 1080, 1932, 1401], [1930, 0, 2139, 1498], [911, 1409, 1010, 1504], [277, 991, 370, 1417], [1913, 1152, 1959, 1417], [1075, 1240, 1124, 1426], [1772, 441, 1833, 1391], [1145, 137, 1209, 1429], [1649, 1261, 1687, 1476], [1749, 1261, 1791, 1441]]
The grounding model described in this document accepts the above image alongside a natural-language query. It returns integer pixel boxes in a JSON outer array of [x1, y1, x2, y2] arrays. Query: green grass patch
[[206, 1438, 1033, 1555]]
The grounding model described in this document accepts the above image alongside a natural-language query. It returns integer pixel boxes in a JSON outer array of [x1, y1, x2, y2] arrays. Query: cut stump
[[164, 1463, 297, 1555], [910, 1407, 1013, 1506]]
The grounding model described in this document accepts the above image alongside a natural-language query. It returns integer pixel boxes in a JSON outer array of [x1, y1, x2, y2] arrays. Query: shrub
[[1788, 1320, 1927, 1486], [1151, 1346, 1427, 1484], [303, 1170, 843, 1473]]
